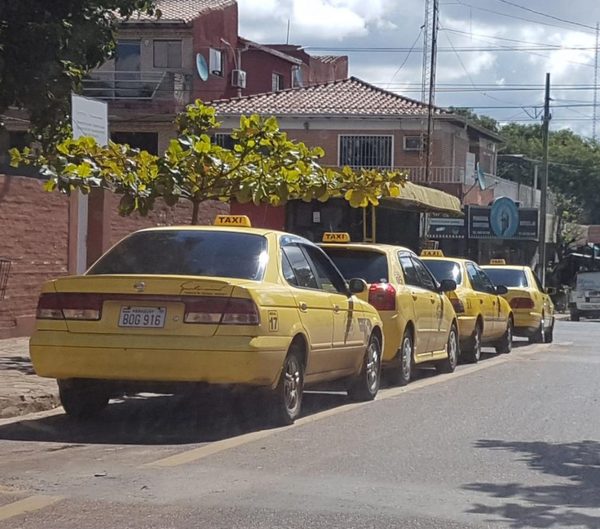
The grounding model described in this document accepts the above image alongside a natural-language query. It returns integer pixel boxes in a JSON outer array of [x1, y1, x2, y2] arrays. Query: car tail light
[[449, 297, 465, 314], [368, 283, 396, 311], [36, 293, 102, 321], [510, 297, 534, 309], [184, 297, 259, 325]]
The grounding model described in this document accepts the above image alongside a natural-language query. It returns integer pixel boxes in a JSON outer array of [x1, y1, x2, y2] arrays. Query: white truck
[[569, 271, 600, 321]]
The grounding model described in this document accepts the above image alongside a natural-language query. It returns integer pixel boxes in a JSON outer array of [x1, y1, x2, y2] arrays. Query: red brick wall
[[0, 175, 69, 338], [0, 174, 229, 338]]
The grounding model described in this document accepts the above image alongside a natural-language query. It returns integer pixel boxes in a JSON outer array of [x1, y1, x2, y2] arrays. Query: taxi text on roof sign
[[490, 258, 507, 265], [420, 249, 444, 257], [322, 232, 351, 243], [214, 215, 252, 227]]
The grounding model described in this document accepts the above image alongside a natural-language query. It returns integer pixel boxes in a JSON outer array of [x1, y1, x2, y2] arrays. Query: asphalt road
[[0, 320, 599, 529]]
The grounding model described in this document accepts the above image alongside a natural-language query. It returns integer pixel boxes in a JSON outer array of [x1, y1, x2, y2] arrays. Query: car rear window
[[88, 230, 268, 280], [483, 268, 528, 288], [322, 248, 389, 283], [422, 260, 463, 285]]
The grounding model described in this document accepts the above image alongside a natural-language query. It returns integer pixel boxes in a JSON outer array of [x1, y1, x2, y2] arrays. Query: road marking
[[0, 495, 63, 522], [145, 344, 548, 468]]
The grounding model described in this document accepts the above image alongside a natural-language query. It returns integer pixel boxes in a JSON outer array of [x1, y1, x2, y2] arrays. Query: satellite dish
[[196, 53, 209, 81]]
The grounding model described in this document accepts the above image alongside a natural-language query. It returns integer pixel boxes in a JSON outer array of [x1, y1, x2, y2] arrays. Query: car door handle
[[299, 302, 308, 312], [430, 297, 436, 304], [333, 304, 340, 313], [480, 299, 484, 304]]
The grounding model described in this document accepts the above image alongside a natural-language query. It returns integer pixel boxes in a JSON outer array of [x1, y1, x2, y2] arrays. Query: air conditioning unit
[[231, 69, 247, 89]]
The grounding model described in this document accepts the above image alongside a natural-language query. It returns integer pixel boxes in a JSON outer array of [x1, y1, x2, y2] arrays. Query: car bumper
[[512, 310, 542, 335], [30, 331, 290, 388]]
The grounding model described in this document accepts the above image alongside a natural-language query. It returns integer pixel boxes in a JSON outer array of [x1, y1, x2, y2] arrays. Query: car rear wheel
[[271, 346, 304, 425], [529, 315, 546, 344], [462, 322, 482, 363], [387, 329, 413, 387], [348, 333, 381, 401], [436, 323, 459, 374], [495, 317, 513, 354], [544, 318, 554, 343], [58, 380, 109, 419]]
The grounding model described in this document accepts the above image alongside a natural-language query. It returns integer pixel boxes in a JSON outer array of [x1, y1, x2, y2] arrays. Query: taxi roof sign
[[214, 215, 252, 227], [420, 249, 444, 257], [322, 232, 351, 243], [490, 258, 507, 265]]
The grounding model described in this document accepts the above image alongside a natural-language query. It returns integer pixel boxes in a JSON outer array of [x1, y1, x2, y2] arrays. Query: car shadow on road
[[0, 389, 354, 446], [463, 439, 600, 528]]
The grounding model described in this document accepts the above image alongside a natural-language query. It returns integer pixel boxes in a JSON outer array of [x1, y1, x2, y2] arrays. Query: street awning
[[381, 181, 463, 216]]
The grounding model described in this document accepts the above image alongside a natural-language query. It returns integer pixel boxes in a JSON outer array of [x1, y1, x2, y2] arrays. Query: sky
[[237, 0, 600, 137]]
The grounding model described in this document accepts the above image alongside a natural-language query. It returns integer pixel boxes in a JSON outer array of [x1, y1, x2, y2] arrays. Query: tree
[[0, 0, 157, 145], [11, 101, 407, 224], [448, 107, 500, 134]]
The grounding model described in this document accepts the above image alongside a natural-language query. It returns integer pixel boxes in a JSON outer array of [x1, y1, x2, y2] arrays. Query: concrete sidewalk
[[0, 337, 59, 418]]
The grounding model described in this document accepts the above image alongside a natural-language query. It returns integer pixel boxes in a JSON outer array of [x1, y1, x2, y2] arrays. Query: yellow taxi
[[421, 250, 513, 362], [482, 260, 554, 343], [30, 216, 384, 425], [320, 234, 459, 386]]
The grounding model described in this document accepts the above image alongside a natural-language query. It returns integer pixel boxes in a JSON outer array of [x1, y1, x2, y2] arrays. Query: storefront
[[427, 197, 539, 265]]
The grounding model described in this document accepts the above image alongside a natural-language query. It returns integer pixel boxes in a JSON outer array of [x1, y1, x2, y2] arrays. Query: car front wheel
[[436, 323, 459, 374], [348, 333, 382, 401]]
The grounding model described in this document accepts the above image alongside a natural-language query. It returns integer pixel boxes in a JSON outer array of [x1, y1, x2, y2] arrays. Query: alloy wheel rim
[[507, 322, 513, 351], [283, 357, 301, 413], [448, 329, 458, 368], [366, 341, 380, 392], [475, 328, 481, 359], [401, 337, 412, 380], [540, 317, 545, 341]]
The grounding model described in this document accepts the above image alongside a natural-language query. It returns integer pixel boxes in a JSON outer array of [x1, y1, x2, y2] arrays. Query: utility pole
[[421, 0, 438, 184], [593, 22, 599, 141], [540, 73, 551, 287]]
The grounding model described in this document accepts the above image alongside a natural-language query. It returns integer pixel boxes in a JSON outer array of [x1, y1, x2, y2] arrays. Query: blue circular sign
[[490, 197, 519, 238]]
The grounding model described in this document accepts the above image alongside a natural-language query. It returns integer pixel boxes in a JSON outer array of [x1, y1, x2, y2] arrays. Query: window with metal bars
[[0, 259, 11, 301], [338, 135, 393, 168]]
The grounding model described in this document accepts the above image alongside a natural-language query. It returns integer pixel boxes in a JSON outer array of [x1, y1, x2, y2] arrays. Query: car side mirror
[[546, 286, 556, 295], [438, 279, 457, 292], [348, 278, 368, 295], [495, 285, 509, 295]]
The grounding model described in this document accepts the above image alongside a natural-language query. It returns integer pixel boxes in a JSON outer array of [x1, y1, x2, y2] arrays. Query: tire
[[462, 322, 482, 363], [58, 380, 109, 419], [271, 346, 305, 426], [529, 314, 546, 344], [570, 309, 580, 322], [386, 328, 414, 387], [348, 333, 382, 401], [495, 317, 513, 354], [544, 318, 554, 343], [436, 323, 459, 374]]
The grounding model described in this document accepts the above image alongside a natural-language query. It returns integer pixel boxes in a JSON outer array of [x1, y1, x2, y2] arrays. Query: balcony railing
[[81, 70, 193, 103], [397, 166, 465, 184]]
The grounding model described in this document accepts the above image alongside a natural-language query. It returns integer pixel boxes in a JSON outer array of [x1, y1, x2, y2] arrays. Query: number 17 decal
[[268, 311, 279, 332]]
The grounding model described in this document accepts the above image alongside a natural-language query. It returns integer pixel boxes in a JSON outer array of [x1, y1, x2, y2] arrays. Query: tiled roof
[[210, 77, 444, 117], [125, 0, 235, 23]]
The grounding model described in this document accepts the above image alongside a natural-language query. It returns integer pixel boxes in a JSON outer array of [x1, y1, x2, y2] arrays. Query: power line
[[386, 28, 423, 87], [493, 0, 597, 32]]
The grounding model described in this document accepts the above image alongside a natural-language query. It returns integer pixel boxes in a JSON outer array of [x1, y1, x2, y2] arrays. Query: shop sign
[[427, 216, 466, 239], [468, 198, 538, 240]]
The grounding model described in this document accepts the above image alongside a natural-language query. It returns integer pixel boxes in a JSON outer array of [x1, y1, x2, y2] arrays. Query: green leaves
[[12, 101, 408, 224]]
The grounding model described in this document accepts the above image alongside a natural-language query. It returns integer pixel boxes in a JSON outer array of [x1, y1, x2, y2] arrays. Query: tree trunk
[[191, 200, 200, 225]]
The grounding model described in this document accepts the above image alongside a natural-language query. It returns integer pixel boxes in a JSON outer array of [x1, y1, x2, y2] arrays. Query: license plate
[[118, 307, 166, 328]]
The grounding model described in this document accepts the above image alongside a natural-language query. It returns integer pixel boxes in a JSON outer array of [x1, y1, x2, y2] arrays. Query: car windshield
[[88, 230, 268, 280], [322, 248, 389, 283], [422, 260, 463, 285], [484, 268, 528, 288]]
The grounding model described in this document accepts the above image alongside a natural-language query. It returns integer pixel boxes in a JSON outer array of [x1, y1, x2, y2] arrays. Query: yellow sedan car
[[482, 261, 554, 343], [421, 251, 513, 362], [320, 234, 459, 386], [30, 216, 384, 425]]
